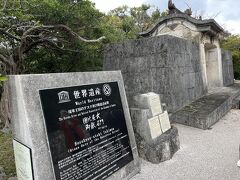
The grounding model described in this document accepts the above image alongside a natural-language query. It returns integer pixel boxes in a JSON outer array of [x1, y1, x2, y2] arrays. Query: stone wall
[[104, 35, 206, 113], [222, 49, 234, 86]]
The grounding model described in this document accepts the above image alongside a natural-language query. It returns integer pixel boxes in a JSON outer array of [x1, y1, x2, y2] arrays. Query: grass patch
[[0, 126, 16, 178]]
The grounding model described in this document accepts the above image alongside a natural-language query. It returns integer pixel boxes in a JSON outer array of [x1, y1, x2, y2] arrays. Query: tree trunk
[[0, 81, 11, 133]]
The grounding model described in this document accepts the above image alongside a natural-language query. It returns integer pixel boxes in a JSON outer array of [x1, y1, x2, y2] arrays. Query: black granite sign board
[[39, 82, 133, 180]]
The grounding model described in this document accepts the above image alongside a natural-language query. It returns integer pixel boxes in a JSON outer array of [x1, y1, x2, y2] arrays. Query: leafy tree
[[102, 5, 168, 43], [0, 0, 106, 75], [151, 8, 168, 23], [221, 35, 240, 79], [130, 4, 151, 32], [151, 8, 161, 22], [0, 0, 105, 129], [102, 6, 138, 41]]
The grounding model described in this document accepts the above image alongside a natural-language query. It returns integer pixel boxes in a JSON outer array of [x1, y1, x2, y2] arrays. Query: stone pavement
[[131, 109, 240, 180]]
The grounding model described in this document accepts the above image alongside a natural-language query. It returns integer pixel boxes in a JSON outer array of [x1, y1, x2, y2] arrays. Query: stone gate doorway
[[204, 43, 223, 87]]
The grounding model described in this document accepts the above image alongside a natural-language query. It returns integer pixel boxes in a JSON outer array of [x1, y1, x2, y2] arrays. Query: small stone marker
[[158, 111, 171, 133], [9, 71, 140, 180], [130, 92, 180, 163], [148, 116, 163, 139], [133, 92, 163, 117]]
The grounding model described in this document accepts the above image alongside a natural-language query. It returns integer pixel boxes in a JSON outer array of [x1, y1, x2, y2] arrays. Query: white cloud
[[205, 0, 240, 34], [91, 0, 145, 13], [216, 17, 240, 35]]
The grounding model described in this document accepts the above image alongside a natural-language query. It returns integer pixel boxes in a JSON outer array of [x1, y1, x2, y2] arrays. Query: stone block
[[130, 108, 162, 144], [135, 126, 180, 164], [133, 92, 163, 117], [8, 177, 18, 180], [0, 166, 6, 180], [232, 95, 240, 109], [158, 111, 171, 133], [170, 93, 233, 129], [222, 49, 234, 86], [148, 116, 163, 139]]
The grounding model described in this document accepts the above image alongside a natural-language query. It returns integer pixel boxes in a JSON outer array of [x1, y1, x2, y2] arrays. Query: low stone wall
[[222, 49, 234, 86], [104, 35, 206, 113]]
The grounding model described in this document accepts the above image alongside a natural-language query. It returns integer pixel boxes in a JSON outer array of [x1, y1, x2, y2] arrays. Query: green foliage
[[0, 75, 7, 88], [100, 14, 137, 43], [151, 9, 161, 22], [221, 35, 240, 79], [27, 0, 104, 72], [130, 4, 151, 30], [103, 5, 167, 43], [0, 131, 16, 178], [0, 1, 167, 74], [0, 75, 7, 82], [0, 0, 105, 73]]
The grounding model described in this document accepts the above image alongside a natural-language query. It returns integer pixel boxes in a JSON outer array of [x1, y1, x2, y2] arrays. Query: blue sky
[[91, 0, 240, 35]]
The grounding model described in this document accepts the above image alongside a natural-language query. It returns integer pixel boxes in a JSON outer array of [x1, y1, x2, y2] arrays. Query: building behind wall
[[104, 6, 234, 113]]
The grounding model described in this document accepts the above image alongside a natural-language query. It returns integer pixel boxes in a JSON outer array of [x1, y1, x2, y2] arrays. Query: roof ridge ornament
[[168, 0, 192, 16], [184, 2, 192, 16], [168, 0, 182, 14], [184, 8, 192, 16]]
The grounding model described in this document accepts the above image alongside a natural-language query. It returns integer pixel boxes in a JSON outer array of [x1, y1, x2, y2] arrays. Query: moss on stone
[[0, 128, 16, 178]]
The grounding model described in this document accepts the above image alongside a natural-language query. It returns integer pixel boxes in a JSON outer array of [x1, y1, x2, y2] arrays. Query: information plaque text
[[39, 82, 133, 180]]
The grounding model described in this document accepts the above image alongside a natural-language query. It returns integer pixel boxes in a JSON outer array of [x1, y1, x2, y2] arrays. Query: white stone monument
[[131, 92, 171, 143], [130, 92, 179, 163], [158, 110, 171, 133]]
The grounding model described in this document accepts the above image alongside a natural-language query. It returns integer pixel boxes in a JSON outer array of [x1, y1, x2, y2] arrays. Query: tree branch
[[22, 25, 105, 43], [1, 24, 104, 74], [1, 0, 7, 11], [0, 28, 21, 41], [23, 38, 81, 54], [40, 38, 82, 53], [0, 54, 14, 67], [53, 24, 106, 43]]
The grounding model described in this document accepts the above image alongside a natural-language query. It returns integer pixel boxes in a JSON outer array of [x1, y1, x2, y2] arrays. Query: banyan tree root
[[0, 82, 11, 133]]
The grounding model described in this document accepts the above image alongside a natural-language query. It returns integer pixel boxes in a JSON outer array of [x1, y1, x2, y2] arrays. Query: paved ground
[[131, 109, 240, 180]]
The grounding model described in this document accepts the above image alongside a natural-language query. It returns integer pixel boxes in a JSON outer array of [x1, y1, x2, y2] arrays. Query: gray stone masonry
[[232, 95, 240, 109], [171, 82, 240, 129], [135, 126, 180, 164], [7, 177, 17, 180], [130, 108, 158, 144], [222, 49, 234, 86], [104, 35, 206, 113], [8, 71, 140, 180], [170, 93, 232, 129], [0, 166, 6, 180], [133, 92, 163, 117]]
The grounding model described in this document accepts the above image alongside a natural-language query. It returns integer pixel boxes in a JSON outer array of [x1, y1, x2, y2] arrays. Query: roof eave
[[139, 14, 224, 38]]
